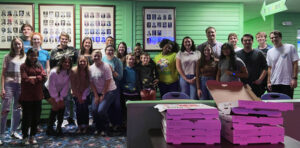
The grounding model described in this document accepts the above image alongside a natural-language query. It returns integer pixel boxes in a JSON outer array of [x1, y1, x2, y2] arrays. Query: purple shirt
[[45, 68, 70, 102], [89, 62, 116, 93]]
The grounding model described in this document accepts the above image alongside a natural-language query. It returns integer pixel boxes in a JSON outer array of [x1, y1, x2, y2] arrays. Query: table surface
[[149, 129, 300, 148]]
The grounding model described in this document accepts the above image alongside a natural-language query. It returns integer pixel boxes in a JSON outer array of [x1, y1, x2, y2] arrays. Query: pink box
[[166, 108, 219, 115], [163, 118, 221, 129], [220, 119, 283, 130], [231, 107, 282, 117], [164, 134, 220, 144], [222, 124, 284, 136], [222, 131, 284, 145], [163, 126, 220, 136], [219, 114, 283, 125], [164, 112, 219, 120]]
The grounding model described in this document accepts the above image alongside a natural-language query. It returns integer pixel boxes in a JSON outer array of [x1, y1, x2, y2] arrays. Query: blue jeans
[[64, 91, 76, 121], [179, 75, 197, 100], [92, 89, 117, 131], [200, 76, 215, 100], [1, 82, 21, 134]]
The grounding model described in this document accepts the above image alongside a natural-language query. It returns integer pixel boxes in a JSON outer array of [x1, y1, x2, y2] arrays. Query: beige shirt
[[2, 54, 26, 83], [176, 50, 201, 75]]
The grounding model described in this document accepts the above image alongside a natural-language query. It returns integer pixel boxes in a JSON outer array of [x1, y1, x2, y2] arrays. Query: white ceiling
[[135, 0, 300, 21]]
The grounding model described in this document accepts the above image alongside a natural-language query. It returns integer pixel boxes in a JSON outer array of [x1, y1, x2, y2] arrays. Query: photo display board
[[39, 4, 75, 50], [143, 7, 176, 51], [0, 3, 34, 49], [80, 5, 115, 50]]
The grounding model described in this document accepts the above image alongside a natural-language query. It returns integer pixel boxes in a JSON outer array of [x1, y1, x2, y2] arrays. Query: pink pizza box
[[230, 107, 282, 117], [222, 131, 284, 145], [166, 108, 219, 115], [219, 113, 283, 125], [164, 134, 220, 144], [163, 118, 221, 129], [222, 123, 284, 136], [220, 119, 283, 130], [163, 111, 219, 120], [163, 123, 220, 136]]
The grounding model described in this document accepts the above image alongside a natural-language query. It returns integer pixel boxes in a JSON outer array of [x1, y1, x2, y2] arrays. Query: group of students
[[0, 24, 298, 145]]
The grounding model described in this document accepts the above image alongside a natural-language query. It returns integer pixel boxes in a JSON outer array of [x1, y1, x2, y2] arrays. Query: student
[[20, 24, 33, 53], [19, 49, 46, 145], [116, 42, 128, 65], [50, 32, 78, 126], [176, 37, 200, 99], [133, 43, 143, 64], [80, 37, 94, 65], [216, 43, 248, 82], [196, 44, 218, 100], [120, 54, 140, 123], [0, 37, 26, 143], [70, 55, 90, 134], [228, 33, 242, 52], [30, 32, 50, 75], [136, 52, 159, 100], [255, 32, 273, 57], [89, 50, 118, 136], [102, 45, 123, 132], [45, 56, 72, 136], [267, 30, 299, 98], [236, 34, 267, 97], [154, 39, 179, 97], [197, 26, 223, 59]]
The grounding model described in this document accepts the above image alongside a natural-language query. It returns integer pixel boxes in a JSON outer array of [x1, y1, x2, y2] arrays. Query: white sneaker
[[30, 137, 37, 144], [22, 138, 30, 145], [11, 132, 22, 140], [0, 140, 3, 145]]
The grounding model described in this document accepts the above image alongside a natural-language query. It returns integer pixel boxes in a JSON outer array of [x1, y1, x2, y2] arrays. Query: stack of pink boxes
[[155, 104, 221, 144], [218, 100, 293, 145]]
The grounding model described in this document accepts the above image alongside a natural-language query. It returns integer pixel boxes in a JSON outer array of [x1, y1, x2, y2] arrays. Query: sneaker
[[22, 138, 30, 145], [67, 118, 76, 126], [11, 132, 22, 139], [0, 140, 3, 145], [30, 137, 37, 144]]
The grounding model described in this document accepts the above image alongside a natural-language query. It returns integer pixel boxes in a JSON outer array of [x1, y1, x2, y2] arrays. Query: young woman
[[133, 43, 143, 65], [30, 32, 50, 75], [216, 43, 248, 82], [19, 49, 46, 145], [116, 42, 128, 65], [80, 37, 93, 65], [90, 50, 118, 136], [154, 39, 179, 97], [45, 56, 72, 136], [176, 37, 201, 100], [70, 56, 90, 134], [0, 37, 26, 142], [196, 44, 218, 100], [102, 45, 123, 132]]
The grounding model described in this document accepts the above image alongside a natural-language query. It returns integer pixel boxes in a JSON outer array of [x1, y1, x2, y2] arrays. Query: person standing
[[255, 32, 273, 57], [20, 24, 33, 53], [176, 37, 200, 99], [228, 33, 242, 52], [197, 26, 223, 59], [50, 32, 78, 126], [0, 38, 26, 144], [267, 30, 299, 98], [236, 34, 268, 97], [19, 49, 46, 145]]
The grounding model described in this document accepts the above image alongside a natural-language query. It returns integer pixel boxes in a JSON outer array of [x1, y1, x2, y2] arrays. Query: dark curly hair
[[159, 39, 179, 53]]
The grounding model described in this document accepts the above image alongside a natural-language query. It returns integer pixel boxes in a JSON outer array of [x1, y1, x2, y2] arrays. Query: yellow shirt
[[154, 52, 178, 84]]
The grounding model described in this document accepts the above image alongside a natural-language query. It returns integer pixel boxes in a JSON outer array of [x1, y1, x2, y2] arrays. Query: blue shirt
[[23, 40, 32, 53], [122, 66, 138, 93], [38, 49, 50, 69]]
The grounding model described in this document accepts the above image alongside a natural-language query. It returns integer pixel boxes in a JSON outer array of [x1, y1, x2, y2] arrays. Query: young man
[[236, 34, 268, 97], [197, 26, 223, 58], [255, 32, 272, 57], [20, 24, 33, 53], [267, 30, 299, 98]]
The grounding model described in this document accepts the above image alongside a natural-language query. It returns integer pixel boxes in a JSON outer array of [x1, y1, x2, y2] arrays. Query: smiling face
[[228, 35, 238, 46], [141, 54, 150, 65], [78, 56, 88, 69], [242, 36, 253, 49], [256, 35, 266, 45], [222, 47, 231, 56], [270, 33, 282, 47], [105, 46, 115, 57], [206, 28, 216, 41], [92, 52, 102, 64], [13, 39, 23, 54], [106, 38, 114, 46], [83, 39, 92, 51], [60, 35, 69, 47], [204, 45, 212, 57], [22, 26, 33, 38], [126, 55, 135, 67], [118, 43, 126, 55], [183, 38, 192, 51], [28, 51, 38, 63], [162, 43, 172, 55], [32, 34, 42, 47], [62, 58, 71, 70]]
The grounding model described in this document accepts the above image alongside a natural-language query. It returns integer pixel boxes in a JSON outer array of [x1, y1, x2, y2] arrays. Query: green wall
[[274, 12, 300, 47], [244, 15, 274, 48]]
